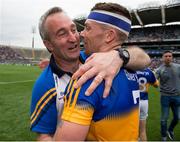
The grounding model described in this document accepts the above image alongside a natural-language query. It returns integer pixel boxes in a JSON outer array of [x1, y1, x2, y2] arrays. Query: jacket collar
[[49, 55, 73, 78]]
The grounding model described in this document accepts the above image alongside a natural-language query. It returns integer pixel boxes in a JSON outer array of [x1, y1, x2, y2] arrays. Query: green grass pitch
[[0, 64, 179, 140]]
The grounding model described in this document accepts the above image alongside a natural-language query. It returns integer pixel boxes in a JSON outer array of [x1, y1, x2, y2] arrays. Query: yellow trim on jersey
[[31, 91, 57, 125], [145, 83, 150, 92], [71, 81, 81, 109], [62, 80, 94, 125], [64, 80, 77, 110], [67, 81, 75, 107], [64, 79, 73, 107], [153, 80, 159, 87], [62, 105, 94, 125], [30, 87, 56, 120], [65, 79, 74, 96], [146, 80, 159, 93], [87, 108, 139, 141]]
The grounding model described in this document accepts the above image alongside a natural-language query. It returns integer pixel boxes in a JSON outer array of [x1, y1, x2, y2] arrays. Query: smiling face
[[43, 12, 80, 63]]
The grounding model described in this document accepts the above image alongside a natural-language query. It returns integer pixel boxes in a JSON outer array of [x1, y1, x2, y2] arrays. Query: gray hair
[[39, 7, 63, 40]]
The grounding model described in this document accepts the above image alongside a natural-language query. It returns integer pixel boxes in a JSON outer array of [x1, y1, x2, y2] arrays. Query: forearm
[[72, 47, 150, 97], [54, 121, 89, 141], [37, 134, 53, 141], [125, 46, 151, 70]]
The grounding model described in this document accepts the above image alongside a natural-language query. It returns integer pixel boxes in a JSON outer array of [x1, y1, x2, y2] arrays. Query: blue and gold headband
[[87, 10, 131, 35]]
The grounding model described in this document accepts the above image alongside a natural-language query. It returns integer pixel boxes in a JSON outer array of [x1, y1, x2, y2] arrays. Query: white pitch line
[[0, 80, 35, 84]]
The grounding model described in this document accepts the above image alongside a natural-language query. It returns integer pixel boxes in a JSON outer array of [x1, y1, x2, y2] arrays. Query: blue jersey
[[30, 53, 84, 134], [137, 68, 159, 100], [62, 68, 140, 141]]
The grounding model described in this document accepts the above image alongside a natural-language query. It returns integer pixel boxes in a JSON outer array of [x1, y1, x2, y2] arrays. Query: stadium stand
[[124, 24, 180, 57], [0, 45, 29, 64], [1, 1, 180, 68], [0, 45, 50, 65], [12, 46, 50, 60]]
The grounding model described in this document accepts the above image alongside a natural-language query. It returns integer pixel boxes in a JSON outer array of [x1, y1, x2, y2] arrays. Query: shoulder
[[146, 68, 155, 76], [35, 66, 54, 86], [79, 51, 88, 63], [121, 69, 138, 83], [172, 63, 180, 73], [157, 64, 164, 70], [30, 66, 57, 133], [31, 66, 56, 113], [172, 63, 180, 68], [79, 78, 103, 106], [146, 68, 153, 73], [109, 69, 139, 96], [155, 64, 164, 73], [65, 78, 103, 110], [32, 66, 55, 97]]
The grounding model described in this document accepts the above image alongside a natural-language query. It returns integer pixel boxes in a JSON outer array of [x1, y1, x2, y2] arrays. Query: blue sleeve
[[30, 67, 57, 134], [148, 69, 157, 84], [79, 50, 88, 61], [64, 78, 103, 112], [61, 78, 104, 125], [77, 78, 103, 110]]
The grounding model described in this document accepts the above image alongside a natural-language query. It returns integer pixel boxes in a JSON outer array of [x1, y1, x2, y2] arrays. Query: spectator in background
[[137, 68, 159, 141], [54, 2, 140, 141], [155, 51, 180, 141]]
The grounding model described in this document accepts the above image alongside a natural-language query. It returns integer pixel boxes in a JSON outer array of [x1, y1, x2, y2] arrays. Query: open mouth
[[69, 44, 78, 50]]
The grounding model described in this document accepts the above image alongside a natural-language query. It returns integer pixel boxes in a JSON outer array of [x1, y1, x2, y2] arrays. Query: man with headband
[[54, 2, 139, 141]]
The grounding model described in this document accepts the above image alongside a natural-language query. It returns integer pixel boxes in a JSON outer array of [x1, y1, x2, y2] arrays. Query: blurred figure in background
[[137, 68, 159, 141], [155, 51, 180, 141]]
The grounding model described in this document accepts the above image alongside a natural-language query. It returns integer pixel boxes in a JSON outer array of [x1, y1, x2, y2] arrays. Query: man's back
[[62, 68, 139, 141], [137, 68, 159, 100]]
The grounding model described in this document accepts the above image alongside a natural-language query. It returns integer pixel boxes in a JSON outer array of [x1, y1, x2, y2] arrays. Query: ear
[[43, 40, 53, 52], [105, 29, 116, 43]]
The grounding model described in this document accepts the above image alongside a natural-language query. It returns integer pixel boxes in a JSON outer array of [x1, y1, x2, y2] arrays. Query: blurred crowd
[[0, 45, 29, 64], [0, 25, 180, 66], [150, 57, 180, 70], [128, 25, 180, 42]]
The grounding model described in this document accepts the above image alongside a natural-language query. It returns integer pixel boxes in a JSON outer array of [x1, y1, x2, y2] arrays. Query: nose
[[68, 32, 77, 42]]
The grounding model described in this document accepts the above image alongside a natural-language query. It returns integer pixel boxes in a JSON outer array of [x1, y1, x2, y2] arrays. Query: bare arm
[[54, 121, 89, 141], [73, 50, 122, 98], [125, 46, 151, 70], [73, 46, 150, 97], [37, 134, 53, 141]]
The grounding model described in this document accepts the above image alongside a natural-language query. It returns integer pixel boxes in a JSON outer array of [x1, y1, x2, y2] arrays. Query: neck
[[99, 43, 121, 52], [165, 62, 171, 66], [111, 43, 122, 50], [55, 58, 79, 74]]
